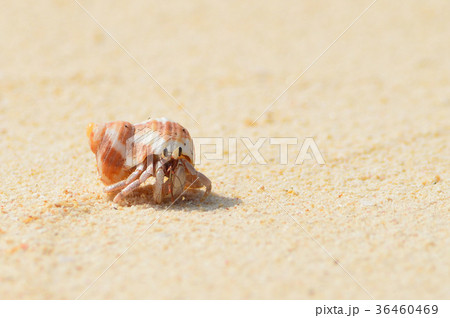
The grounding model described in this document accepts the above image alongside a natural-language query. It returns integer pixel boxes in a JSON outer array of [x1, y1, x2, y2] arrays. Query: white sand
[[0, 0, 449, 299]]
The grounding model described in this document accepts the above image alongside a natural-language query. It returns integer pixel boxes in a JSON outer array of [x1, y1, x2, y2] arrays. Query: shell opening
[[86, 123, 95, 138]]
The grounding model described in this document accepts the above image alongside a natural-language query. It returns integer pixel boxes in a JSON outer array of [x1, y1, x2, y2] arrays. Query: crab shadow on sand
[[106, 184, 242, 212]]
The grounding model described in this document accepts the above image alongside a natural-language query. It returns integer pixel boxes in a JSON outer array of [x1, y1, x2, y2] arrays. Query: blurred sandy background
[[0, 0, 449, 299]]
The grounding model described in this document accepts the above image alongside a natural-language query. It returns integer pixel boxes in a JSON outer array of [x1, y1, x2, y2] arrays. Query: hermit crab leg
[[185, 175, 202, 188], [104, 163, 145, 193], [182, 159, 211, 199], [104, 180, 127, 193], [126, 163, 146, 184], [186, 173, 211, 198], [162, 178, 175, 201], [113, 179, 141, 203], [112, 162, 156, 203], [139, 161, 154, 183], [153, 160, 165, 204], [171, 163, 186, 200]]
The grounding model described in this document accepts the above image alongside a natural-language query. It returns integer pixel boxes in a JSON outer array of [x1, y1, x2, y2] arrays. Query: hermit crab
[[87, 118, 211, 203]]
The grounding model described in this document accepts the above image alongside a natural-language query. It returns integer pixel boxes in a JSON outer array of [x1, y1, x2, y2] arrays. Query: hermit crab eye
[[162, 148, 169, 158], [178, 147, 182, 157]]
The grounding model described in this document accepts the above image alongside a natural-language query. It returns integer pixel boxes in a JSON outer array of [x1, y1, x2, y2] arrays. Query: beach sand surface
[[0, 0, 449, 299]]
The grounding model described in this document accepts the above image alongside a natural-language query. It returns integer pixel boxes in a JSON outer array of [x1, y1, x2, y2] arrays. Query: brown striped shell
[[133, 118, 194, 165]]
